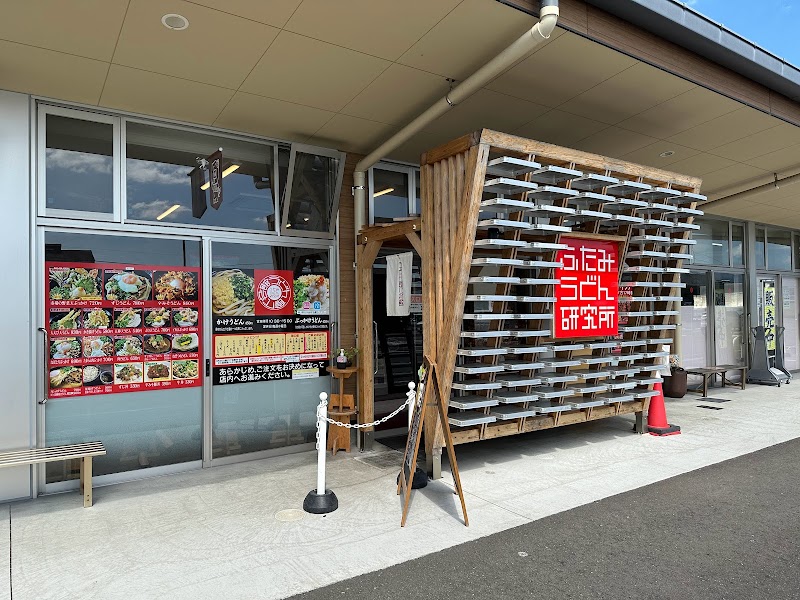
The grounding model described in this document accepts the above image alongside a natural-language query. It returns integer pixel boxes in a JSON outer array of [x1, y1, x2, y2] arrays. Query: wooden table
[[686, 365, 747, 396], [326, 366, 359, 455]]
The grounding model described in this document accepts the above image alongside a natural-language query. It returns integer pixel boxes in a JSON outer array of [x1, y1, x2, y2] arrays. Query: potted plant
[[332, 347, 359, 369], [662, 354, 687, 398]]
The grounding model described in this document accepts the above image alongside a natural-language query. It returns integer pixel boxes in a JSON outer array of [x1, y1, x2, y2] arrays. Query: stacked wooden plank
[[419, 130, 704, 454]]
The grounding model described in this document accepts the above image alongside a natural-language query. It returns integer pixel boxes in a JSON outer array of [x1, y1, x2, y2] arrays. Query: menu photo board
[[554, 237, 620, 339], [46, 263, 202, 398], [211, 269, 331, 385]]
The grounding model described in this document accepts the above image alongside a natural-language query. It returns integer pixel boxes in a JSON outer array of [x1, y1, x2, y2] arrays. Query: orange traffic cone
[[647, 381, 681, 436]]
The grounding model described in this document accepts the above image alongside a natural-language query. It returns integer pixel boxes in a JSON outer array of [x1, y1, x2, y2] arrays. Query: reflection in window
[[756, 228, 766, 269], [680, 272, 709, 369], [45, 114, 114, 214], [694, 218, 729, 265], [767, 228, 792, 271], [732, 224, 744, 267], [125, 122, 277, 231], [372, 168, 410, 224], [284, 149, 342, 235]]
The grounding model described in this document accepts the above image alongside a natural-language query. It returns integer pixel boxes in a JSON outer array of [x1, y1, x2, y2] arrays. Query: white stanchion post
[[303, 391, 338, 514], [316, 392, 328, 495], [407, 382, 416, 429]]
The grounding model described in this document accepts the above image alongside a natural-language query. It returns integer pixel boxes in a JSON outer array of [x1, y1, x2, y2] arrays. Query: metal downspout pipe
[[352, 0, 560, 234]]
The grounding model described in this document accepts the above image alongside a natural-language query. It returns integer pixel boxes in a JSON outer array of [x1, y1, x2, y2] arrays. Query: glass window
[[767, 228, 792, 271], [414, 169, 421, 217], [693, 218, 730, 266], [732, 224, 744, 267], [371, 168, 410, 224], [713, 273, 746, 368], [756, 227, 766, 269], [211, 242, 331, 458], [45, 113, 115, 214], [125, 122, 278, 231], [43, 231, 202, 482], [282, 146, 343, 236], [680, 273, 709, 369]]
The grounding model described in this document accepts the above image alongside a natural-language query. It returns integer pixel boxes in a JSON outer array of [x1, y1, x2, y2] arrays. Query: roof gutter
[[352, 0, 560, 236]]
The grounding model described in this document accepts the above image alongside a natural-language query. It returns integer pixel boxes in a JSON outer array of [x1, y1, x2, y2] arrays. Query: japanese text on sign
[[554, 238, 620, 338]]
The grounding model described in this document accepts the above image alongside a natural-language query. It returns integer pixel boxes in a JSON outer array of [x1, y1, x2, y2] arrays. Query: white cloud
[[128, 199, 190, 220], [127, 159, 190, 185], [46, 149, 112, 174]]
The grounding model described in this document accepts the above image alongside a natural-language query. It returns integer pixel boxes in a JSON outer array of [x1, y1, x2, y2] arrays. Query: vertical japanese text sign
[[554, 237, 620, 338]]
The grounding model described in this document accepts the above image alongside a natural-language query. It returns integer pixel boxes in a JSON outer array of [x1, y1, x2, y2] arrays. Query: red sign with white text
[[45, 262, 202, 398], [554, 238, 620, 338], [254, 270, 295, 315]]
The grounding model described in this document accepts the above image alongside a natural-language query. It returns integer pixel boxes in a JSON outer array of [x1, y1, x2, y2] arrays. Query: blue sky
[[686, 0, 800, 65]]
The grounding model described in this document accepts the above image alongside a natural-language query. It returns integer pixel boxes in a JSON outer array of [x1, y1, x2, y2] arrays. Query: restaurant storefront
[[16, 97, 348, 495]]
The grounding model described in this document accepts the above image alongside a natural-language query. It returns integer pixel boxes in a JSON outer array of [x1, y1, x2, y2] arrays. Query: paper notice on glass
[[386, 252, 413, 317]]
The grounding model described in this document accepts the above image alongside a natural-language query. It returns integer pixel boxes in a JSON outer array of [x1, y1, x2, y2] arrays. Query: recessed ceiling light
[[161, 14, 189, 31], [659, 150, 675, 158]]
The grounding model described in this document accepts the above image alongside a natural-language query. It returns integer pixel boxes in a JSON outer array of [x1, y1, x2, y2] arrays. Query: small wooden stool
[[326, 366, 359, 455]]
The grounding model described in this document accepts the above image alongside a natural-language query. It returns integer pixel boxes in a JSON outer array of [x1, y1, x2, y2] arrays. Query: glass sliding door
[[42, 230, 203, 484], [210, 241, 332, 459], [782, 278, 800, 371], [680, 272, 710, 368], [713, 272, 746, 368]]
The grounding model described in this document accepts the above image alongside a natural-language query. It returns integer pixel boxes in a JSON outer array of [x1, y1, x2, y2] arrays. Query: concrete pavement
[[3, 382, 800, 599]]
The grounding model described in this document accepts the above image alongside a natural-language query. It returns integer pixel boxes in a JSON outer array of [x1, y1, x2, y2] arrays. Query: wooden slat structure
[[0, 442, 106, 507], [419, 129, 703, 473]]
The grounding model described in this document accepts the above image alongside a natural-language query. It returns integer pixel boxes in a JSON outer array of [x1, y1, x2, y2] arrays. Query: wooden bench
[[686, 365, 747, 397], [0, 442, 106, 507]]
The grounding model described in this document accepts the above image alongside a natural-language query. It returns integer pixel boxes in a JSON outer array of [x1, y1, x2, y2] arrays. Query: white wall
[[0, 90, 33, 501]]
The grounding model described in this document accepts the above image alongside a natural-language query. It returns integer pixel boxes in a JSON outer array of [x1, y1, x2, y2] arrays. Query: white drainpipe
[[352, 0, 560, 234]]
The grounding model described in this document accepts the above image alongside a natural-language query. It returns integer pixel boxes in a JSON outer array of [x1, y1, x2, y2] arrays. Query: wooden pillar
[[356, 240, 382, 449]]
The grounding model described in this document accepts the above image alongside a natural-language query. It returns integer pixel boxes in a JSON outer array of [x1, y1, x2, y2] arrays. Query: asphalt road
[[290, 438, 800, 600]]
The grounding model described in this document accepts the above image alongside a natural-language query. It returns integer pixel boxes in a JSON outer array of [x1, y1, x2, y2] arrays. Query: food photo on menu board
[[294, 274, 330, 314], [45, 262, 202, 398], [212, 268, 255, 316]]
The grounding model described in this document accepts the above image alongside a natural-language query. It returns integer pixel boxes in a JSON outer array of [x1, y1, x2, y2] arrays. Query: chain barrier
[[319, 393, 414, 429]]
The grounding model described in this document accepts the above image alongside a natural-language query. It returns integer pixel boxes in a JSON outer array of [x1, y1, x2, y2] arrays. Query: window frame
[[368, 161, 420, 226], [280, 143, 345, 239], [37, 104, 122, 222]]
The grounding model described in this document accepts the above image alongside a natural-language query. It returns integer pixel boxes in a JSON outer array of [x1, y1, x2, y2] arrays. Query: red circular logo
[[257, 274, 291, 311]]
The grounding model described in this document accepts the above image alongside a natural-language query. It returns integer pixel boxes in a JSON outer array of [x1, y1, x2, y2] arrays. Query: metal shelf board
[[605, 380, 637, 390], [539, 373, 579, 384], [637, 219, 675, 228], [650, 324, 677, 330], [618, 340, 647, 347], [455, 363, 506, 375], [463, 313, 505, 321], [518, 278, 560, 285], [518, 242, 570, 252], [619, 325, 651, 332], [465, 294, 517, 302], [606, 180, 652, 197], [570, 383, 609, 394], [570, 173, 618, 191], [449, 411, 497, 427], [483, 177, 539, 195], [460, 330, 511, 339], [522, 259, 563, 268], [642, 351, 670, 359], [473, 239, 528, 249], [619, 311, 656, 318], [480, 198, 536, 214], [675, 206, 704, 216], [527, 204, 577, 217], [614, 353, 645, 362], [449, 396, 500, 410], [568, 191, 617, 205], [580, 356, 615, 365], [508, 329, 552, 338], [529, 165, 583, 184], [664, 267, 691, 274], [667, 221, 700, 231], [486, 156, 542, 178], [504, 313, 554, 321], [458, 347, 509, 357], [584, 341, 620, 350], [542, 359, 582, 368], [569, 398, 607, 409], [468, 276, 522, 284], [602, 214, 644, 224], [514, 297, 556, 304], [525, 185, 580, 202], [505, 345, 548, 354], [630, 234, 671, 244], [463, 313, 553, 322], [548, 342, 586, 351], [491, 406, 538, 420], [498, 375, 543, 387], [631, 389, 660, 399], [452, 380, 503, 391], [667, 252, 694, 260], [639, 187, 678, 202], [642, 337, 673, 345], [503, 360, 546, 371], [653, 310, 680, 316], [627, 250, 668, 258], [629, 376, 661, 385], [626, 281, 661, 288], [661, 281, 687, 288], [471, 257, 525, 267], [529, 386, 576, 399], [662, 237, 697, 246], [624, 265, 665, 273], [575, 369, 611, 380], [636, 202, 676, 214], [606, 367, 640, 377], [494, 390, 540, 403], [525, 223, 573, 234], [662, 191, 706, 204], [596, 392, 635, 403], [531, 400, 575, 413], [477, 219, 533, 230], [567, 209, 613, 221]]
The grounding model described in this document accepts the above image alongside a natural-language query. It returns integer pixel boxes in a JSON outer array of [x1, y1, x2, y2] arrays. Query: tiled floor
[[5, 383, 800, 600]]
